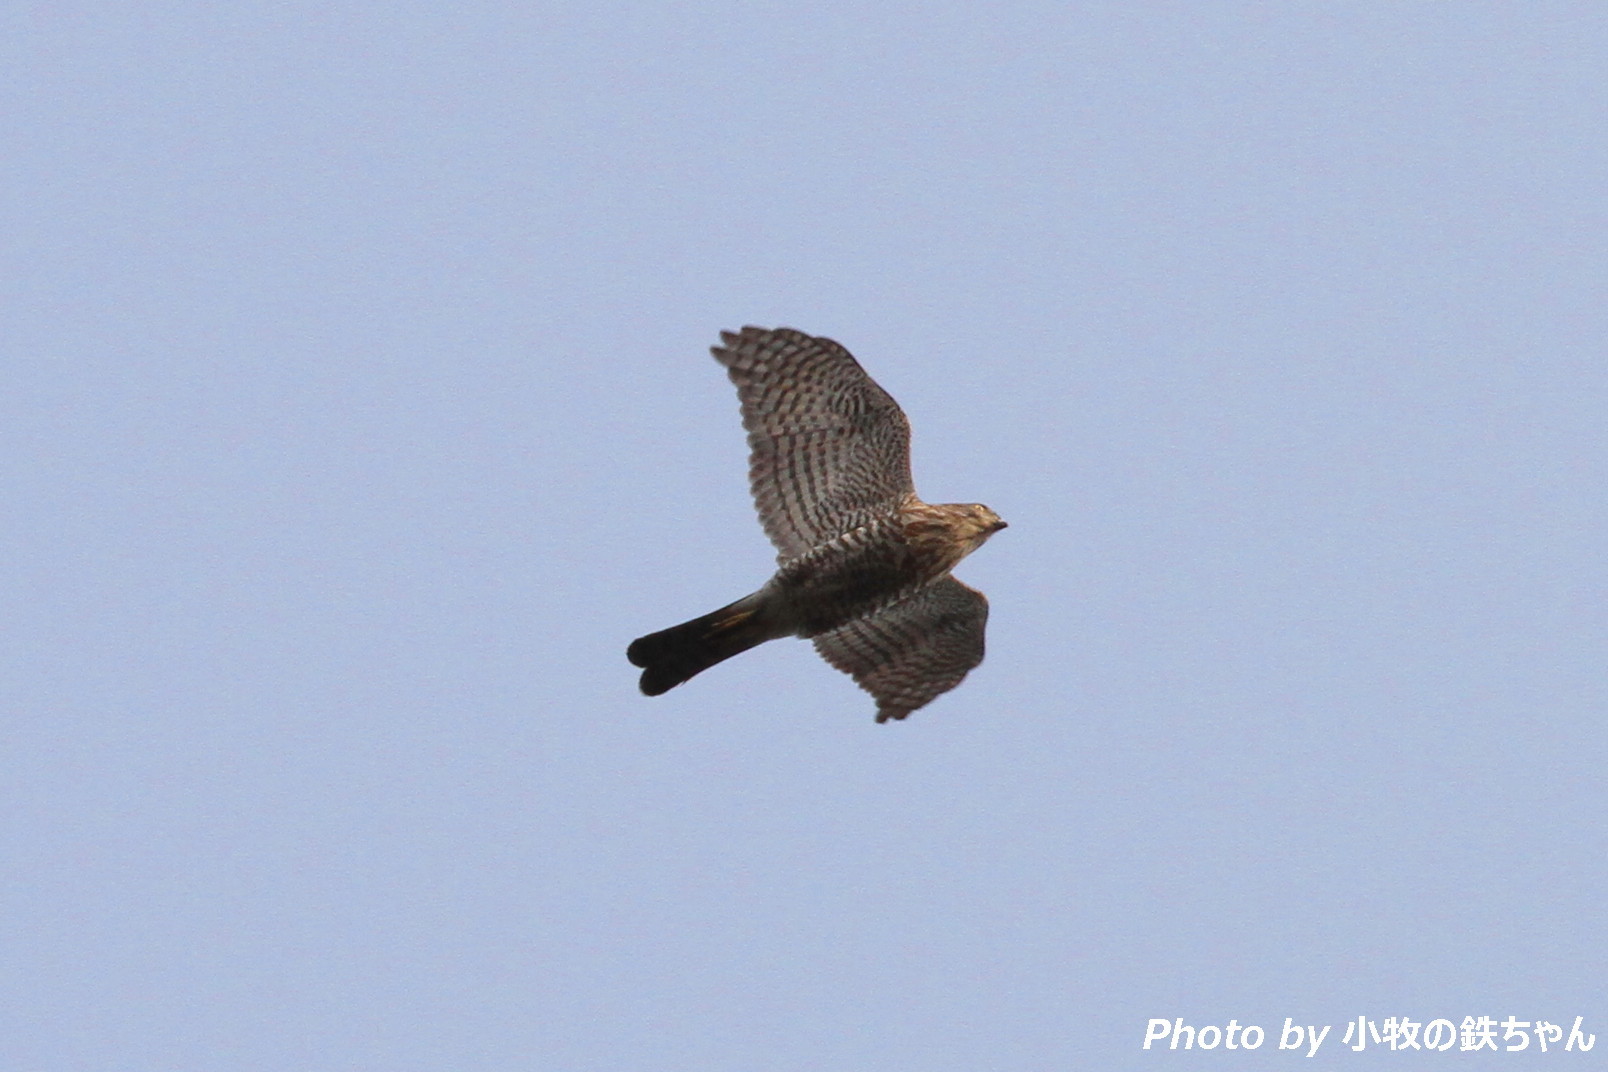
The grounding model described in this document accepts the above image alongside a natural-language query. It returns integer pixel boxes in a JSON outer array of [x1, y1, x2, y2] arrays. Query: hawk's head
[[904, 501, 1008, 570], [956, 503, 1007, 548]]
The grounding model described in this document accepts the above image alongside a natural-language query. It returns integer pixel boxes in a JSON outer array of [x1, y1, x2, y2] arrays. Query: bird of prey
[[627, 327, 1006, 722]]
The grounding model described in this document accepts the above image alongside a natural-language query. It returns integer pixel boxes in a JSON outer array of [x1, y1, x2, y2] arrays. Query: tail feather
[[628, 597, 774, 696]]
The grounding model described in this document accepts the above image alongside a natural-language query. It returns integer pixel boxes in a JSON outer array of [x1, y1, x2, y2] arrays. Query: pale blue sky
[[5, 3, 1605, 1069]]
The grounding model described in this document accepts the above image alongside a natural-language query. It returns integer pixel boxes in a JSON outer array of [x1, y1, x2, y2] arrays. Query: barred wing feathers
[[711, 327, 915, 561], [812, 577, 989, 722]]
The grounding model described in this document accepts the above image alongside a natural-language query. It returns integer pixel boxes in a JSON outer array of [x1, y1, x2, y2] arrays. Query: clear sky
[[5, 3, 1604, 1069]]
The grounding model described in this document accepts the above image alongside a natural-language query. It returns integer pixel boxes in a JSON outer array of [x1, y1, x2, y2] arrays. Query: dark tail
[[627, 596, 774, 696]]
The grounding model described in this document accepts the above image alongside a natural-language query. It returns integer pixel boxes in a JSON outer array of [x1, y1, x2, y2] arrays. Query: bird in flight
[[628, 327, 1006, 722]]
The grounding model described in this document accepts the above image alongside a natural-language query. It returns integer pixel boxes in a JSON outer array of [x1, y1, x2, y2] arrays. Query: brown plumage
[[627, 327, 1006, 722]]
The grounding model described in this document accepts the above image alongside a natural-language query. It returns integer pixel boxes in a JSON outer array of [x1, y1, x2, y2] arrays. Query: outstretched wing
[[712, 327, 915, 560], [812, 577, 989, 723]]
